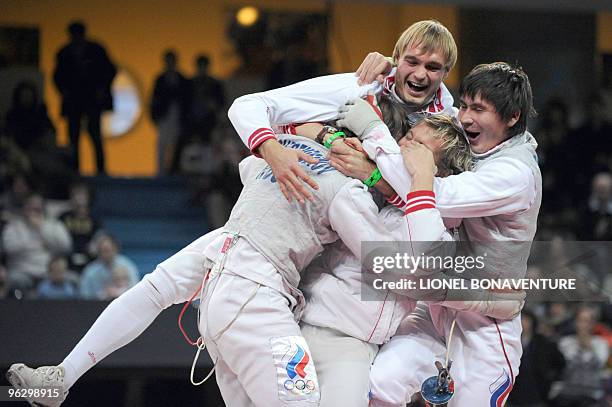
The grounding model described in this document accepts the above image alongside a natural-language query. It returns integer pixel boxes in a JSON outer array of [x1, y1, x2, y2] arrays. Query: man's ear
[[507, 111, 521, 128]]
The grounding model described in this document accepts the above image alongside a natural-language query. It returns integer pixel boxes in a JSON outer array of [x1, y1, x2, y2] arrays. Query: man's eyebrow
[[459, 99, 486, 109]]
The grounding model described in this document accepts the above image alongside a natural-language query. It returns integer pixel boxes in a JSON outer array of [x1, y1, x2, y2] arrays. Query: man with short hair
[[228, 20, 457, 203]]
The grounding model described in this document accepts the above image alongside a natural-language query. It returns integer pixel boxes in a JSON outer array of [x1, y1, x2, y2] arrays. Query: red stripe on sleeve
[[404, 203, 435, 215], [248, 128, 275, 149], [406, 190, 435, 201], [248, 128, 276, 157]]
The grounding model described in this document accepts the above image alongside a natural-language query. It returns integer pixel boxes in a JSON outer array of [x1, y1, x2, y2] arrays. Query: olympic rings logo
[[283, 379, 316, 393]]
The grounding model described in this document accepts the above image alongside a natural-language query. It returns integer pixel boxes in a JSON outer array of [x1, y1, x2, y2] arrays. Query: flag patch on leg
[[270, 336, 320, 403]]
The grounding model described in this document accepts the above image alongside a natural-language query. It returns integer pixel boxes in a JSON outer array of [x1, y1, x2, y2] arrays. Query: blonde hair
[[375, 97, 471, 175], [421, 114, 472, 175], [392, 20, 457, 71]]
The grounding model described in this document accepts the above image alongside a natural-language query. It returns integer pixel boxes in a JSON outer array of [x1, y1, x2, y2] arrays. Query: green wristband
[[363, 167, 382, 187], [323, 131, 346, 149]]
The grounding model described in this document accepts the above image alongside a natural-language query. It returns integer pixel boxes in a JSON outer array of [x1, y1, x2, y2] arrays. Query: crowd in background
[[0, 21, 246, 300], [0, 17, 612, 407]]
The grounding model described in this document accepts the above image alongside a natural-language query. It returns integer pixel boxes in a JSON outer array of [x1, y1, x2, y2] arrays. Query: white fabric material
[[227, 151, 451, 344], [222, 136, 356, 291], [227, 71, 454, 152], [60, 229, 223, 389], [360, 123, 537, 219], [199, 267, 319, 407], [300, 205, 451, 345], [205, 137, 420, 311], [300, 322, 378, 407], [199, 135, 452, 405], [363, 128, 540, 407], [61, 281, 163, 389], [370, 303, 521, 407], [228, 73, 381, 151]]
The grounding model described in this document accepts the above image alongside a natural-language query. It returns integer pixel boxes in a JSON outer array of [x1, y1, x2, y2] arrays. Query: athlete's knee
[[150, 251, 210, 304], [141, 267, 181, 309]]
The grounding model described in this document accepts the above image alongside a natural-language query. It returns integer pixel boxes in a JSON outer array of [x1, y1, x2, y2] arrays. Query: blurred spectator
[[542, 233, 601, 300], [566, 92, 612, 205], [5, 81, 56, 154], [265, 16, 326, 89], [53, 20, 117, 175], [1, 193, 72, 292], [546, 302, 575, 338], [102, 265, 131, 300], [59, 181, 103, 272], [37, 255, 77, 299], [185, 54, 225, 145], [536, 98, 572, 220], [5, 82, 76, 199], [0, 127, 31, 189], [508, 309, 565, 407], [178, 135, 218, 176], [172, 54, 225, 175], [550, 306, 609, 406], [80, 234, 139, 300], [1, 172, 34, 223], [207, 138, 246, 228], [150, 49, 189, 175], [185, 137, 246, 228], [578, 172, 612, 240], [601, 273, 612, 327]]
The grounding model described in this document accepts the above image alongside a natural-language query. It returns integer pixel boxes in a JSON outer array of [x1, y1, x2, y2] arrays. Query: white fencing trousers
[[300, 323, 378, 407], [199, 271, 320, 407], [59, 229, 223, 389], [369, 303, 522, 407]]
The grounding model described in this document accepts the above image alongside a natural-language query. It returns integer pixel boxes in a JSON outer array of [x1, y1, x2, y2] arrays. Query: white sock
[[60, 280, 165, 389]]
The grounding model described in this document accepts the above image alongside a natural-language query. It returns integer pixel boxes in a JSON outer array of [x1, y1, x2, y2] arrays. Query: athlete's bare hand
[[329, 139, 375, 181], [341, 137, 365, 153], [258, 139, 319, 203], [356, 52, 392, 86], [401, 141, 437, 178]]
